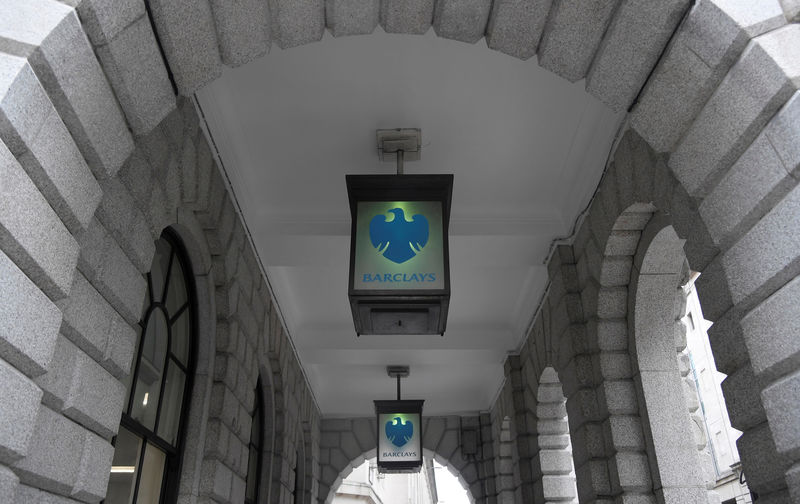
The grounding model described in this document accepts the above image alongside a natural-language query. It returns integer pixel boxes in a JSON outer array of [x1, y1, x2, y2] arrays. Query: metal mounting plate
[[387, 365, 410, 378], [377, 129, 421, 162]]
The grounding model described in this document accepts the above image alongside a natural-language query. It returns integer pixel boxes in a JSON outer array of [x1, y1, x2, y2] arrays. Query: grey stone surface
[[765, 91, 800, 178], [721, 365, 765, 431], [609, 451, 651, 493], [721, 183, 800, 309], [326, 0, 379, 37], [537, 0, 620, 82], [0, 250, 62, 378], [0, 0, 72, 56], [0, 55, 102, 235], [0, 358, 43, 465], [761, 370, 800, 460], [76, 219, 147, 325], [12, 406, 84, 495], [699, 134, 792, 248], [741, 275, 800, 381], [209, 0, 270, 66], [15, 484, 83, 503], [62, 345, 126, 439], [0, 137, 80, 301], [380, 0, 434, 34], [148, 0, 222, 95], [95, 15, 176, 135], [0, 465, 18, 503], [23, 8, 134, 177], [270, 0, 325, 49], [670, 24, 800, 199], [736, 422, 790, 492], [71, 431, 113, 501], [782, 0, 800, 20], [485, 0, 552, 60], [96, 177, 155, 273], [587, 0, 691, 112], [631, 0, 786, 152], [74, 0, 145, 45], [433, 0, 492, 44]]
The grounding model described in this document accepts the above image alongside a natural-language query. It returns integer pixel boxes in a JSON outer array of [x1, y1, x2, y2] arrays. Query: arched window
[[245, 378, 264, 504], [105, 231, 196, 503]]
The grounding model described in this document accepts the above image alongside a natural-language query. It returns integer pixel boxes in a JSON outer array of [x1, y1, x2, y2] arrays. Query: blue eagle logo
[[385, 416, 414, 448], [369, 208, 429, 264]]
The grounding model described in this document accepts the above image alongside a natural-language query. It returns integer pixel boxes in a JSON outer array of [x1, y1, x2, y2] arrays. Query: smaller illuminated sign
[[374, 400, 424, 472]]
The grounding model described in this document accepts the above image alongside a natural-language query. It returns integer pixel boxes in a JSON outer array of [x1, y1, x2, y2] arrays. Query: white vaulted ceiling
[[196, 29, 623, 417]]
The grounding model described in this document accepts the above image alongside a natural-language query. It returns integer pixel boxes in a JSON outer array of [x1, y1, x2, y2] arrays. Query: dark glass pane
[[136, 443, 166, 504], [140, 279, 150, 321], [245, 447, 258, 501], [105, 427, 142, 504], [156, 362, 186, 446], [165, 256, 187, 316], [170, 309, 190, 366], [150, 239, 172, 304], [131, 309, 168, 430]]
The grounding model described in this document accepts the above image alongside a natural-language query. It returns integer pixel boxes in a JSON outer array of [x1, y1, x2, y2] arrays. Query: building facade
[[0, 1, 799, 503]]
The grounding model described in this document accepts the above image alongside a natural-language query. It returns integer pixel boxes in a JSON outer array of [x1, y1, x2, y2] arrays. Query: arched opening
[[331, 456, 467, 504], [536, 367, 578, 503]]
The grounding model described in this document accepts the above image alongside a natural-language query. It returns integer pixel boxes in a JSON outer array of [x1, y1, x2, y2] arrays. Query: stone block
[[609, 451, 651, 493], [148, 0, 222, 94], [0, 465, 17, 503], [0, 138, 80, 301], [12, 406, 84, 495], [721, 183, 800, 309], [542, 474, 577, 499], [587, 0, 691, 111], [62, 346, 126, 438], [71, 431, 113, 501], [721, 365, 765, 431], [765, 91, 800, 178], [596, 286, 627, 319], [736, 422, 790, 492], [270, 0, 325, 48], [540, 450, 573, 475], [761, 370, 800, 459], [96, 178, 155, 273], [631, 0, 786, 152], [35, 333, 77, 412], [537, 0, 619, 82], [485, 0, 552, 60], [0, 55, 102, 235], [600, 256, 633, 287], [0, 250, 62, 378], [74, 0, 145, 45], [670, 24, 800, 199], [77, 219, 148, 325], [58, 269, 117, 364], [700, 133, 791, 248], [209, 0, 269, 66], [380, 0, 434, 34], [326, 0, 379, 37], [19, 7, 134, 177], [604, 415, 645, 452], [95, 16, 176, 135], [601, 380, 637, 415], [433, 0, 492, 44], [0, 358, 43, 465], [741, 275, 800, 380]]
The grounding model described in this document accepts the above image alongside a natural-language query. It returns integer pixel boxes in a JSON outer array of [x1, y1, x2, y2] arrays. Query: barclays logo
[[385, 416, 414, 448], [369, 208, 429, 264]]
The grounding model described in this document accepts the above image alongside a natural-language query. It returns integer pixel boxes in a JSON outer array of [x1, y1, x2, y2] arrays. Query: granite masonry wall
[[0, 0, 799, 503]]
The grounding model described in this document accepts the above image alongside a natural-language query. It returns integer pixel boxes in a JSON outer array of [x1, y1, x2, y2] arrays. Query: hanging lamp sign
[[374, 399, 424, 472], [346, 174, 453, 335]]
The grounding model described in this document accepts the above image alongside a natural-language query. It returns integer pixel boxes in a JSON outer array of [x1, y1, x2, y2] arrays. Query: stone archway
[[1, 2, 800, 503], [318, 415, 490, 504], [536, 367, 578, 503], [629, 217, 712, 503]]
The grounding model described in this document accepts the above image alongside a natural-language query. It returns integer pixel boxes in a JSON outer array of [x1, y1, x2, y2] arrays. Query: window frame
[[245, 378, 265, 504], [107, 229, 198, 504]]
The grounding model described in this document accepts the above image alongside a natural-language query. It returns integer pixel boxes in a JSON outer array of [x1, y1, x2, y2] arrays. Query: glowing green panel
[[354, 201, 444, 290], [378, 412, 421, 463]]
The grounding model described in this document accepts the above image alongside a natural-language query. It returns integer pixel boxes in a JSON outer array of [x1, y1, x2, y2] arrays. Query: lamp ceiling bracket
[[376, 129, 421, 165]]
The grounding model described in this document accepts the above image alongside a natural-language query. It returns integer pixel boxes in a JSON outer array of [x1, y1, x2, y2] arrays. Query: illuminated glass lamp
[[375, 399, 424, 472], [346, 173, 453, 335]]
